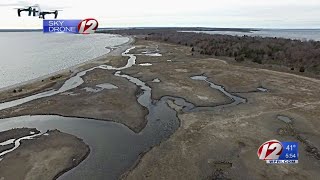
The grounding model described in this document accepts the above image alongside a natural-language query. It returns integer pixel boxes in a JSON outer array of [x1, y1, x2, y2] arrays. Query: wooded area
[[102, 29, 320, 74]]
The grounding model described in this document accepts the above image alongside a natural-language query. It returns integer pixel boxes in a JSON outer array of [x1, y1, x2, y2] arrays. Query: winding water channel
[[0, 45, 247, 179]]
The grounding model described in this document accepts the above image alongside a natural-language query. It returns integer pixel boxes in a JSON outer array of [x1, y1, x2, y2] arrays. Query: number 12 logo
[[257, 140, 283, 160], [78, 18, 99, 34]]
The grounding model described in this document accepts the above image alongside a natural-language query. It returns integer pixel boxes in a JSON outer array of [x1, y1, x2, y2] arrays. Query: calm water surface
[[183, 29, 320, 41], [0, 32, 129, 89]]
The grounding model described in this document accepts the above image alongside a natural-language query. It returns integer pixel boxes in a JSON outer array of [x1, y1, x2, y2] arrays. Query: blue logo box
[[279, 142, 299, 161], [43, 20, 81, 34], [267, 142, 299, 164]]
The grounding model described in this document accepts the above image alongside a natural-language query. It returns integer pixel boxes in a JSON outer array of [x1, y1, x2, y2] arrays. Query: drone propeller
[[28, 7, 32, 16], [47, 9, 63, 12], [33, 8, 38, 16], [54, 10, 58, 19]]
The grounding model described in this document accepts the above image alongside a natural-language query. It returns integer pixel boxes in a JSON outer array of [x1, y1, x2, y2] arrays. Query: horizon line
[[1, 27, 320, 31]]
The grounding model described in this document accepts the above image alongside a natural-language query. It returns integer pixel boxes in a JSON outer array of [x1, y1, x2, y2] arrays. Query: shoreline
[[0, 129, 90, 180], [53, 135, 91, 180], [0, 38, 148, 133], [0, 35, 134, 104], [0, 35, 134, 93], [3, 34, 320, 99]]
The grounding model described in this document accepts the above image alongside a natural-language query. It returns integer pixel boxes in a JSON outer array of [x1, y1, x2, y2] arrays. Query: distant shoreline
[[2, 27, 320, 33], [0, 27, 257, 33], [0, 29, 42, 32]]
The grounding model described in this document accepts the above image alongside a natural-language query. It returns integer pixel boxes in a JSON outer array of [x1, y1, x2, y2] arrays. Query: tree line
[[101, 29, 320, 73]]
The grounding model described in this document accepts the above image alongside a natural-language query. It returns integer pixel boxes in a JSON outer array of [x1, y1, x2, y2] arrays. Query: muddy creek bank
[[0, 44, 247, 179]]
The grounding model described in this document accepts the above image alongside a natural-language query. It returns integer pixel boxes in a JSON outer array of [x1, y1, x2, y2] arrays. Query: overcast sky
[[0, 0, 319, 29]]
